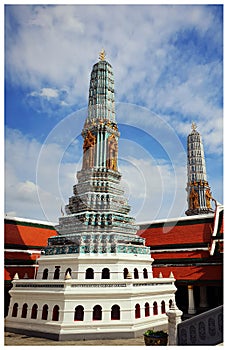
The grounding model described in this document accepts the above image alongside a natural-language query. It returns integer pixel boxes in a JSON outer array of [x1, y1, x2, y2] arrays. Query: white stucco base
[[6, 316, 169, 341], [6, 252, 177, 340]]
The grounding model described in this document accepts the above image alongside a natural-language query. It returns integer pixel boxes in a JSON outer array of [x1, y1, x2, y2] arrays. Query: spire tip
[[99, 49, 106, 61], [191, 122, 197, 131]]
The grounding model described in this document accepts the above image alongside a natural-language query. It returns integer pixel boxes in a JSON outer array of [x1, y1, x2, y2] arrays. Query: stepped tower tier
[[185, 123, 214, 216]]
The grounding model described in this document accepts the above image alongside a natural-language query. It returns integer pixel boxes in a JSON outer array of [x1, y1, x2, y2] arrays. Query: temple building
[[5, 52, 177, 340], [4, 216, 57, 317], [185, 123, 214, 216], [138, 204, 223, 317]]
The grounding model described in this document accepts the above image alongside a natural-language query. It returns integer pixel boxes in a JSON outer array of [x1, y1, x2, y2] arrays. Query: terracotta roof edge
[[136, 213, 214, 226]]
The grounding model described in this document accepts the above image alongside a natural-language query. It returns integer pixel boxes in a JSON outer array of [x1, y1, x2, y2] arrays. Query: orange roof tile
[[4, 222, 57, 248], [138, 222, 212, 246]]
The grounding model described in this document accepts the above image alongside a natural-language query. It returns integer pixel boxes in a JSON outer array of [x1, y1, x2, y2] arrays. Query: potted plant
[[144, 329, 168, 346]]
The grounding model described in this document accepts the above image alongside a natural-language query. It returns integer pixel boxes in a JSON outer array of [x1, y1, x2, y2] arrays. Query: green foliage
[[144, 329, 167, 337]]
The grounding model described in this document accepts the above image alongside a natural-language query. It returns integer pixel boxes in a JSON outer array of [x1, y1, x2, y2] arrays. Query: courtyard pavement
[[4, 331, 146, 346]]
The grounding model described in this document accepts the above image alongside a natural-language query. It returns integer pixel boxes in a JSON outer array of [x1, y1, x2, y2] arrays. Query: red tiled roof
[[5, 251, 40, 260], [151, 250, 210, 260], [153, 265, 223, 282], [138, 222, 213, 247], [4, 218, 57, 282], [4, 222, 57, 248], [138, 214, 223, 283]]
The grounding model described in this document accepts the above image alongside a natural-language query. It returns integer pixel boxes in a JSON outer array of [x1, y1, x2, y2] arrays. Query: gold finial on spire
[[191, 122, 197, 131], [99, 49, 106, 61]]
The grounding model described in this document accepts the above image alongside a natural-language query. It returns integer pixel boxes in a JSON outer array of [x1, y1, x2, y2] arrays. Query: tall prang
[[6, 51, 177, 341], [56, 49, 138, 239], [185, 122, 214, 216]]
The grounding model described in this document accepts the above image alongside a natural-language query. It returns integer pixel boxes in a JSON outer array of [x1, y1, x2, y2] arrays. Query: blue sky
[[4, 4, 223, 223]]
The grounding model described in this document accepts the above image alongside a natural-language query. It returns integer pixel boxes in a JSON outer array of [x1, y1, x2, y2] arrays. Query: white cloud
[[28, 5, 84, 34], [16, 180, 38, 202], [26, 87, 70, 115], [120, 155, 187, 222], [30, 88, 59, 99], [5, 127, 79, 222]]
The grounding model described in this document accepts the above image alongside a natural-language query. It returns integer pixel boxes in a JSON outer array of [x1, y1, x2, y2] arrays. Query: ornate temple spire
[[63, 52, 134, 230], [81, 51, 119, 172], [185, 123, 214, 216], [86, 50, 115, 124]]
